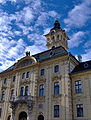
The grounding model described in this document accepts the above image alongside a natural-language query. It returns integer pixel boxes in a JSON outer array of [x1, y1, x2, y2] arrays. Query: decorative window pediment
[[15, 56, 37, 69]]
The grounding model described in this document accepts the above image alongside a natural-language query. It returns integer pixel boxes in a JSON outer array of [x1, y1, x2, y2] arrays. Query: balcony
[[10, 95, 33, 104]]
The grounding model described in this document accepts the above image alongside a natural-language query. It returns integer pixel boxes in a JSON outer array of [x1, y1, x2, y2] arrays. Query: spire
[[54, 20, 61, 29]]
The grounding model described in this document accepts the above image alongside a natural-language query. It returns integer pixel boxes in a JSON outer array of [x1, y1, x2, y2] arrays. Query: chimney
[[77, 55, 82, 62]]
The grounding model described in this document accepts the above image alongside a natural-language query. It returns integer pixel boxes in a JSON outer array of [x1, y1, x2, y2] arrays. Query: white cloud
[[64, 0, 91, 28], [81, 49, 91, 61], [0, 0, 59, 72], [84, 40, 91, 48], [68, 31, 85, 48]]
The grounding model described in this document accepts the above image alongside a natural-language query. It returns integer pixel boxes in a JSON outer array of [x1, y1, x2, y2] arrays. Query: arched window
[[39, 84, 44, 96], [1, 91, 5, 101], [25, 86, 28, 96], [54, 82, 60, 95], [20, 87, 24, 96], [57, 35, 59, 40]]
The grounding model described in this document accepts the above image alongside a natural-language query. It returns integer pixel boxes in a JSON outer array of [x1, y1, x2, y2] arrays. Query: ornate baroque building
[[0, 20, 91, 120]]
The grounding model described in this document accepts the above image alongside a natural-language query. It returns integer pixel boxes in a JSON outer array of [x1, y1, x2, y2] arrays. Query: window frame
[[20, 87, 24, 96], [25, 86, 29, 96], [40, 69, 45, 76], [1, 91, 5, 101], [13, 76, 16, 82], [54, 65, 59, 73], [39, 84, 44, 96], [75, 80, 82, 94], [54, 82, 60, 95], [22, 73, 25, 79], [76, 104, 84, 117], [54, 105, 59, 117], [26, 71, 30, 78]]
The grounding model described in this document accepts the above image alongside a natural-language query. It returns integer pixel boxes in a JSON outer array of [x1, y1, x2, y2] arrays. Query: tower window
[[26, 72, 29, 78], [76, 104, 83, 117], [75, 80, 82, 93], [40, 69, 45, 76], [54, 82, 60, 95], [22, 73, 25, 79], [54, 105, 59, 117], [57, 35, 59, 40], [39, 84, 44, 96], [54, 65, 59, 73], [52, 36, 55, 40]]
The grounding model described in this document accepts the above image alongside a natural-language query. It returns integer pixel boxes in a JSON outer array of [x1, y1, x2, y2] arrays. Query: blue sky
[[0, 0, 91, 72]]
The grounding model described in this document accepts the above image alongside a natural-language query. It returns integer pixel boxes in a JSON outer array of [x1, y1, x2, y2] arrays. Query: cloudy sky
[[0, 0, 91, 72]]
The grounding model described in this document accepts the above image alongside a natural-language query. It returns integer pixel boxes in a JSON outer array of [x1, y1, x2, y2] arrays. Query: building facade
[[0, 20, 91, 120]]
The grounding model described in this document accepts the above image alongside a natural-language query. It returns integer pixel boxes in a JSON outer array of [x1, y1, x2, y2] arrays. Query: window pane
[[54, 65, 59, 73], [22, 73, 25, 79], [1, 91, 5, 101], [20, 87, 24, 96], [25, 86, 28, 96], [26, 72, 29, 78], [40, 69, 45, 76], [4, 78, 7, 84], [54, 105, 59, 117], [75, 80, 82, 93], [13, 76, 16, 82], [39, 84, 44, 96], [77, 104, 83, 117], [54, 82, 59, 95]]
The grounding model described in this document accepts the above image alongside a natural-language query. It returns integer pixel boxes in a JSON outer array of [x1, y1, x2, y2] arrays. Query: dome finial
[[54, 19, 60, 29]]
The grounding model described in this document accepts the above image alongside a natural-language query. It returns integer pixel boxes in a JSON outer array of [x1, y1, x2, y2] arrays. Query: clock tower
[[45, 20, 70, 49]]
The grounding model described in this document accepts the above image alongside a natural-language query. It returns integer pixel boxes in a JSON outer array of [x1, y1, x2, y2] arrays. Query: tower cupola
[[44, 20, 70, 50]]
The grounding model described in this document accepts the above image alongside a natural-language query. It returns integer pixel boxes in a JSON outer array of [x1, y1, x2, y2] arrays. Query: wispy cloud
[[64, 0, 91, 28], [0, 0, 59, 71], [68, 31, 85, 48]]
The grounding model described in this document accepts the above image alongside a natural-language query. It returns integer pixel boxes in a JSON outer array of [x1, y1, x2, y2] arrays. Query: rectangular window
[[54, 105, 59, 117], [0, 108, 2, 118], [1, 91, 5, 101], [4, 78, 7, 84], [54, 65, 59, 73], [13, 76, 16, 82], [26, 72, 29, 78], [75, 80, 82, 93], [39, 84, 44, 96], [20, 87, 24, 96], [76, 104, 83, 117], [40, 69, 45, 76], [25, 86, 28, 96], [22, 73, 25, 79], [54, 82, 60, 95]]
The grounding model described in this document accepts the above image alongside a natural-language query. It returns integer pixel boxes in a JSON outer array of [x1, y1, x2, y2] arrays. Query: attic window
[[84, 63, 88, 68]]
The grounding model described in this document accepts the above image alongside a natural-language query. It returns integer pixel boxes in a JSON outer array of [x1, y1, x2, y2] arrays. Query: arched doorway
[[19, 111, 27, 120], [38, 115, 44, 120], [7, 115, 11, 120]]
